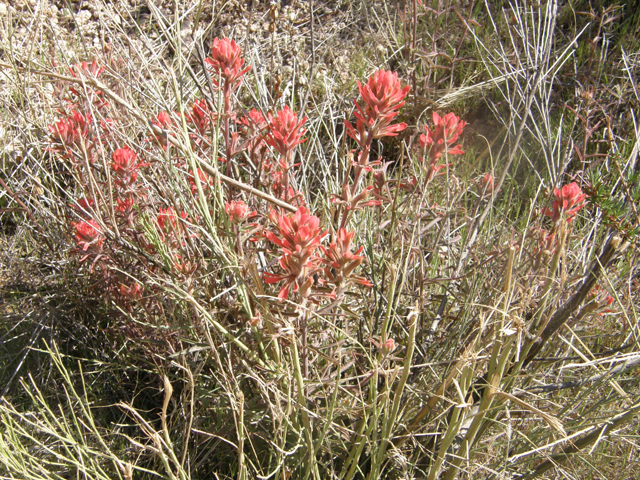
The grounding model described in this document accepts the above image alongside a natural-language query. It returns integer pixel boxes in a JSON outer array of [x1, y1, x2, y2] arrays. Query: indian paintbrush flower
[[205, 38, 250, 89], [544, 182, 586, 224], [75, 219, 104, 252], [345, 69, 410, 145]]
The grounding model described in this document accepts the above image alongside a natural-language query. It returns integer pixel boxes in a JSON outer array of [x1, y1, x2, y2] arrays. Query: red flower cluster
[[346, 69, 411, 144], [205, 38, 250, 89], [263, 207, 327, 301], [69, 60, 105, 78], [419, 112, 467, 181], [265, 106, 307, 161], [150, 111, 172, 148], [321, 228, 373, 288], [75, 219, 104, 252], [111, 146, 148, 189], [337, 70, 410, 227], [225, 200, 256, 224], [188, 168, 214, 195], [67, 61, 108, 110], [49, 111, 93, 156], [157, 207, 187, 233], [545, 182, 586, 223], [186, 99, 217, 137]]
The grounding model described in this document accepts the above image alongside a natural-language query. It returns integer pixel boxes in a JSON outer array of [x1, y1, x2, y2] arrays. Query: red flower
[[205, 38, 250, 88], [157, 207, 187, 233], [49, 111, 92, 151], [263, 207, 327, 301], [545, 182, 586, 223], [75, 220, 104, 252], [116, 197, 135, 213], [68, 61, 108, 108], [263, 253, 319, 301], [150, 111, 172, 147], [264, 106, 307, 160], [240, 108, 268, 130], [346, 69, 410, 143], [420, 112, 467, 161], [265, 207, 325, 256], [321, 228, 372, 287], [225, 200, 256, 223], [188, 168, 214, 194], [69, 61, 104, 78], [240, 108, 269, 151], [71, 197, 96, 215], [185, 99, 217, 136], [111, 146, 147, 189]]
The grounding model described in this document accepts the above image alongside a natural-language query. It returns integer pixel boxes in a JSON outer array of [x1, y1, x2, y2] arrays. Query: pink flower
[[205, 38, 250, 88], [545, 182, 586, 223], [75, 220, 104, 252], [420, 112, 467, 161], [225, 200, 256, 223], [346, 69, 410, 143], [111, 146, 148, 189], [264, 106, 307, 160]]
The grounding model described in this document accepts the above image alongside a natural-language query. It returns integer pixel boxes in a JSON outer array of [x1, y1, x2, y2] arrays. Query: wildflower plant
[[4, 9, 639, 480]]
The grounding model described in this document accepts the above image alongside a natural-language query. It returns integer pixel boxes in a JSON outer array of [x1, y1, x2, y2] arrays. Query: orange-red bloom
[[157, 207, 187, 233], [263, 207, 327, 301], [346, 69, 410, 143], [321, 228, 372, 287], [150, 111, 172, 147], [75, 219, 104, 252], [185, 99, 217, 136], [205, 38, 250, 88], [69, 61, 104, 78], [225, 200, 256, 223], [264, 106, 307, 160], [420, 112, 467, 161], [265, 207, 326, 255], [545, 182, 586, 223], [111, 146, 147, 189], [49, 111, 92, 152]]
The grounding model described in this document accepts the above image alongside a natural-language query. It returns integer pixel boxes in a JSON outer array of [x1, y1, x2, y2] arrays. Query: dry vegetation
[[1, 1, 640, 479]]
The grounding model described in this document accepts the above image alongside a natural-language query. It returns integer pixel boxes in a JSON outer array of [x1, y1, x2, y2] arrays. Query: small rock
[[76, 10, 91, 25]]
